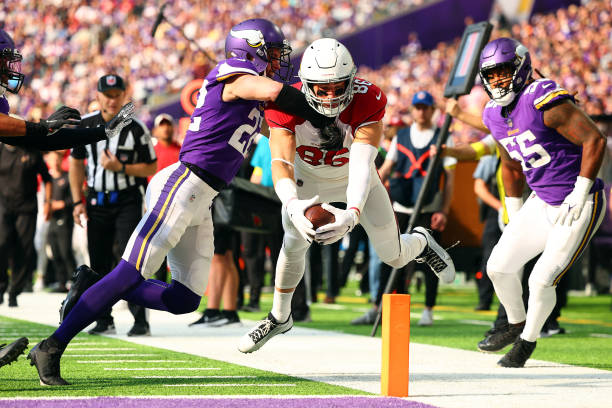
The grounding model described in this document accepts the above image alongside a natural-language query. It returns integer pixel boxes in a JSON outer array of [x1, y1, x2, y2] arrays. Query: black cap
[[97, 74, 126, 92]]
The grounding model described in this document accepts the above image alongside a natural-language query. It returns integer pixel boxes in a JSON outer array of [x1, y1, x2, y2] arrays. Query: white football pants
[[487, 190, 605, 341]]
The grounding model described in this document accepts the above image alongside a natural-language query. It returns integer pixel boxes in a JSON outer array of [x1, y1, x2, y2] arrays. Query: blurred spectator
[[0, 141, 51, 307], [151, 113, 181, 173], [44, 151, 76, 293]]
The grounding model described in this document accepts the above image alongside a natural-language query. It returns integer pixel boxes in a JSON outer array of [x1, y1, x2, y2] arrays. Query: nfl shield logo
[[107, 76, 116, 86]]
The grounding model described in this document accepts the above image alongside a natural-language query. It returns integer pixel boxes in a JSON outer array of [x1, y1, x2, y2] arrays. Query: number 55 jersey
[[483, 78, 603, 205], [265, 78, 386, 182]]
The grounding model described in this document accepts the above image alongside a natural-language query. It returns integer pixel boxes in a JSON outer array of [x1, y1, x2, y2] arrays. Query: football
[[304, 204, 335, 230]]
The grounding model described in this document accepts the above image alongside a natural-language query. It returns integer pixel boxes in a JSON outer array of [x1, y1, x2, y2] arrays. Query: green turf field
[[0, 318, 366, 397], [237, 283, 612, 371], [1, 281, 610, 397]]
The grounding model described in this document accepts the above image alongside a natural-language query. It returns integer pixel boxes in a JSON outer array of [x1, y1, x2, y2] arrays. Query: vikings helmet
[[224, 19, 292, 81], [479, 38, 532, 107], [0, 29, 25, 94], [299, 38, 357, 117]]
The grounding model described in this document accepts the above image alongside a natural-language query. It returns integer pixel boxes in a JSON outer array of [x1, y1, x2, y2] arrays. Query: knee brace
[[162, 280, 201, 314]]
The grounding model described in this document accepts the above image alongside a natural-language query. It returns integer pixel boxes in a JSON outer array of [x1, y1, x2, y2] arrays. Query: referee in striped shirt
[[69, 74, 157, 336]]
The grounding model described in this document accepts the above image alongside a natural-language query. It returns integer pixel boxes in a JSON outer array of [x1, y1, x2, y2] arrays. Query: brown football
[[304, 204, 335, 230]]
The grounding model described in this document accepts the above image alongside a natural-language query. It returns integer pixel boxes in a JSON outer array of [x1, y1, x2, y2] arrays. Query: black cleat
[[127, 322, 151, 337], [478, 322, 524, 352], [27, 339, 69, 386], [88, 321, 116, 335], [0, 337, 29, 368], [59, 265, 100, 324], [497, 337, 536, 368]]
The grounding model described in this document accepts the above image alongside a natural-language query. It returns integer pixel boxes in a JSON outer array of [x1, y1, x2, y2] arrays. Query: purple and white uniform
[[484, 79, 606, 338], [180, 58, 265, 184], [483, 78, 603, 205], [122, 58, 264, 295]]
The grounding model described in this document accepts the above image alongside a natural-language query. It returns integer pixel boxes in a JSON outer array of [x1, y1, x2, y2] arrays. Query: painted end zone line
[[163, 384, 297, 387], [104, 367, 221, 371], [68, 347, 136, 350]]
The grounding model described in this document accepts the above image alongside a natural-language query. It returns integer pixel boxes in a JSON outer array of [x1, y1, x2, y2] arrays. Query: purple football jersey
[[0, 96, 9, 115], [180, 58, 265, 184], [483, 78, 603, 205]]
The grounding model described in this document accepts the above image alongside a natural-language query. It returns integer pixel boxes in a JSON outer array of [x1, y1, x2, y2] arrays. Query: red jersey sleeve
[[339, 78, 386, 132]]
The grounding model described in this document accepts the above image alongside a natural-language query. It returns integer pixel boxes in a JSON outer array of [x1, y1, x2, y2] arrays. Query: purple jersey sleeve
[[0, 96, 9, 115], [528, 79, 573, 111], [213, 58, 260, 84]]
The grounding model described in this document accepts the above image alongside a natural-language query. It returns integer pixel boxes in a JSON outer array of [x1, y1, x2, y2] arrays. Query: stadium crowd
[[1, 0, 430, 123]]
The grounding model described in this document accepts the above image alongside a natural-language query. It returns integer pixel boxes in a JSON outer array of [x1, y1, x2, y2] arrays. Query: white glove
[[314, 204, 359, 245], [286, 195, 318, 243], [555, 176, 593, 227]]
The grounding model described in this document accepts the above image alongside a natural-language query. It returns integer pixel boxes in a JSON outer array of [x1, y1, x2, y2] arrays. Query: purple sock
[[122, 279, 201, 315], [53, 260, 144, 345], [121, 279, 170, 311]]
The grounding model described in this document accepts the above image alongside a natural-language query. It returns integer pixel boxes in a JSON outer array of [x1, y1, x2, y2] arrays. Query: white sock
[[271, 289, 293, 322]]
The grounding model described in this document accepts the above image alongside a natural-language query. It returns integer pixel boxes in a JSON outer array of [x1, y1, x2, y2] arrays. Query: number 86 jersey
[[265, 78, 386, 182], [482, 78, 602, 206]]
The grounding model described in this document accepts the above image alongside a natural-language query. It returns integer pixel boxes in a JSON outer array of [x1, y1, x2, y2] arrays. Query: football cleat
[[59, 265, 100, 324], [238, 312, 293, 353], [412, 227, 456, 284], [27, 338, 69, 386], [105, 102, 135, 139], [478, 322, 524, 353], [497, 337, 536, 368], [88, 321, 116, 335], [0, 337, 29, 368], [127, 322, 151, 337]]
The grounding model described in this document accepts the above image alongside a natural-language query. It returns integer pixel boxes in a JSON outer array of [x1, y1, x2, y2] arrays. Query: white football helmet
[[299, 38, 357, 117]]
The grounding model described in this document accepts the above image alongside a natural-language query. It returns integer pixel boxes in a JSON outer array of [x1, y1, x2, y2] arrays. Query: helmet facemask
[[0, 48, 24, 94], [302, 72, 356, 117]]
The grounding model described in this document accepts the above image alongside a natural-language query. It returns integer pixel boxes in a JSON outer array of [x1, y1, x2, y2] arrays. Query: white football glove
[[314, 204, 359, 245], [555, 176, 593, 227], [286, 195, 318, 243]]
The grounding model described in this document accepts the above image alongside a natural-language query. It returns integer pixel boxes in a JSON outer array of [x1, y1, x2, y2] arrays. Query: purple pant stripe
[[128, 163, 190, 269]]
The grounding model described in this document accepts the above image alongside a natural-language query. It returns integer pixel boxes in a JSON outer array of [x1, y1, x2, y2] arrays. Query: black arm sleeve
[[0, 127, 106, 150], [274, 84, 334, 129]]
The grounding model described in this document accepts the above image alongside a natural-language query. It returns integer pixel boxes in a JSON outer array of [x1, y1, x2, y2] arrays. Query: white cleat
[[412, 226, 456, 284], [238, 313, 293, 353]]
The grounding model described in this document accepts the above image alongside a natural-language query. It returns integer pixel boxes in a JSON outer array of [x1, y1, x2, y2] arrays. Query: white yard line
[[163, 383, 296, 387], [104, 367, 221, 371]]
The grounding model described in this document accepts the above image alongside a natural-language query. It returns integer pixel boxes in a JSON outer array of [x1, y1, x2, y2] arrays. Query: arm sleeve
[[0, 127, 106, 151], [346, 143, 378, 213]]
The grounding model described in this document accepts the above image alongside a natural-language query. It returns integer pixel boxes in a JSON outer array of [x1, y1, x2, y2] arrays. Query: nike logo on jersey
[[376, 92, 382, 100], [542, 83, 553, 89]]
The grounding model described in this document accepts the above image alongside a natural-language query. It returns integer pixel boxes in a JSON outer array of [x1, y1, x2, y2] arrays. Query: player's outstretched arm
[[223, 74, 334, 130], [446, 99, 490, 133], [269, 127, 316, 243]]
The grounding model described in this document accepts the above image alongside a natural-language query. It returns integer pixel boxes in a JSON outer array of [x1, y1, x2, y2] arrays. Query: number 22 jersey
[[180, 58, 265, 185], [482, 78, 603, 205], [265, 78, 386, 182]]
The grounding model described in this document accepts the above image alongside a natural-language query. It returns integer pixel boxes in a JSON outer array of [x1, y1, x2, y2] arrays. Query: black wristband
[[275, 84, 334, 129], [25, 121, 48, 138]]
